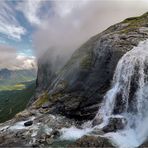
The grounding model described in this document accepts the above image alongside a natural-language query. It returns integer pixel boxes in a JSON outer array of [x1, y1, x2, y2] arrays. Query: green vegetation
[[103, 12, 148, 35], [0, 69, 36, 123], [0, 81, 35, 123], [0, 69, 36, 88], [120, 12, 148, 34], [33, 92, 49, 108], [0, 83, 26, 91], [80, 52, 93, 69]]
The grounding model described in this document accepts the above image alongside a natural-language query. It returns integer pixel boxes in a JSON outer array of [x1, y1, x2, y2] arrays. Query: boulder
[[92, 116, 103, 127], [24, 120, 33, 127], [42, 102, 50, 109], [69, 135, 114, 147], [102, 117, 127, 132], [50, 130, 60, 138], [139, 140, 148, 148], [0, 136, 5, 144]]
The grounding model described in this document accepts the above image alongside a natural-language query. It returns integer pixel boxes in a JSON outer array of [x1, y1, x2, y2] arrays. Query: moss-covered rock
[[80, 52, 93, 69], [33, 92, 49, 109]]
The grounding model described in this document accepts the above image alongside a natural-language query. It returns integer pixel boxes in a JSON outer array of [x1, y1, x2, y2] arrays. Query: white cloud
[[0, 45, 36, 70], [16, 0, 44, 26], [0, 1, 26, 40], [52, 0, 89, 18], [0, 24, 26, 40], [33, 0, 148, 56], [16, 55, 37, 70]]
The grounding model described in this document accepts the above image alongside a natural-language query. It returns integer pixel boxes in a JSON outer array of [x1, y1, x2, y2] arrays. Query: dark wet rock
[[102, 117, 127, 132], [139, 140, 148, 148], [92, 116, 103, 127], [69, 135, 114, 147], [0, 135, 5, 144], [42, 102, 50, 109], [24, 120, 33, 126], [34, 12, 148, 120], [45, 136, 54, 145], [51, 130, 61, 138], [0, 132, 29, 147], [91, 128, 105, 135]]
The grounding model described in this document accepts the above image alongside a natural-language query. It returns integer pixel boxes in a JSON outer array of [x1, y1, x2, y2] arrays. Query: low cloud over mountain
[[0, 45, 36, 70]]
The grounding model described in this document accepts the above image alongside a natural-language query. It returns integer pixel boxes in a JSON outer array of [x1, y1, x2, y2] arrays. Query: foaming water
[[104, 115, 148, 148], [60, 126, 92, 140], [104, 129, 139, 148]]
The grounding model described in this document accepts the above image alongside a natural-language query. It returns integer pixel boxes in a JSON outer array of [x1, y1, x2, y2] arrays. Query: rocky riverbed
[[0, 107, 117, 147], [0, 109, 75, 147]]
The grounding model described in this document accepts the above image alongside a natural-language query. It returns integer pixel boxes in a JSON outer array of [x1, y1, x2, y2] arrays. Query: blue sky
[[0, 0, 52, 57]]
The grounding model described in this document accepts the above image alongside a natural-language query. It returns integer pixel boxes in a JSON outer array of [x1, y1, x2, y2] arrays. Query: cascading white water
[[94, 39, 148, 147]]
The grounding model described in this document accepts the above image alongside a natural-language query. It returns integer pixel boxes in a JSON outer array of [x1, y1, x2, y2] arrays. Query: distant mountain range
[[0, 68, 36, 85], [0, 68, 36, 91]]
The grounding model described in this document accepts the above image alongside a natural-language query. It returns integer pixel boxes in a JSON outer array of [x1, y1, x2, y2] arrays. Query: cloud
[[16, 55, 37, 70], [16, 0, 47, 26], [33, 0, 148, 62], [0, 45, 36, 70], [0, 1, 26, 40]]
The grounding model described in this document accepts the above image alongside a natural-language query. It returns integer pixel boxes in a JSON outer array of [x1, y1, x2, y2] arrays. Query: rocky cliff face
[[36, 12, 148, 120]]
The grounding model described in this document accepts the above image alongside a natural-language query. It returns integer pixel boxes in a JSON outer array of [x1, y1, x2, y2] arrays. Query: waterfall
[[94, 40, 148, 147]]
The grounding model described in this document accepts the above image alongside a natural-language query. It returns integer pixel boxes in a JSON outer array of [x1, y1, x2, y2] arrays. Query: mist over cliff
[[33, 0, 148, 70]]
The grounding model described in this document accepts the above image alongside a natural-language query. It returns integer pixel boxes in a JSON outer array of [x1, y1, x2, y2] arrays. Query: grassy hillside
[[0, 81, 35, 123], [0, 83, 26, 91]]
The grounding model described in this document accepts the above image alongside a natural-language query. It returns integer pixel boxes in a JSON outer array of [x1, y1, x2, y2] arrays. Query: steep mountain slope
[[0, 81, 35, 123], [36, 12, 148, 120], [0, 69, 36, 122]]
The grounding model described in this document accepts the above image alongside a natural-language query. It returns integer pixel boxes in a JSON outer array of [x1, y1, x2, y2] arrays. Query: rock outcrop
[[0, 109, 77, 147], [102, 117, 127, 132], [35, 12, 148, 120], [69, 135, 114, 147]]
